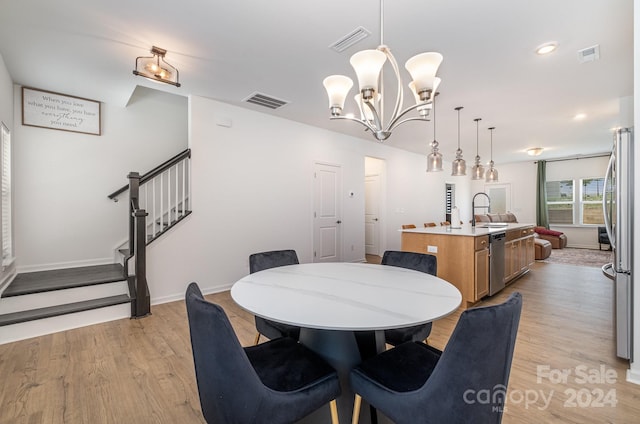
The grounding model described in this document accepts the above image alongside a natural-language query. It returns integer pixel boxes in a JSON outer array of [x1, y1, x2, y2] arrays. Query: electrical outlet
[[427, 245, 438, 253]]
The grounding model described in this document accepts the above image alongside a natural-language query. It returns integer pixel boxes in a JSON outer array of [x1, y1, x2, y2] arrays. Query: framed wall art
[[22, 87, 101, 135]]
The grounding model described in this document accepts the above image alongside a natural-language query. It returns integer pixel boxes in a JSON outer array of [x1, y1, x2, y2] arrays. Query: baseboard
[[566, 244, 601, 250], [0, 267, 16, 296], [627, 367, 640, 385], [150, 283, 234, 306], [16, 257, 115, 274]]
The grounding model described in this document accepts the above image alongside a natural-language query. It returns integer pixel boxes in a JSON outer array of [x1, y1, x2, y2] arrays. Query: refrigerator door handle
[[602, 151, 615, 250]]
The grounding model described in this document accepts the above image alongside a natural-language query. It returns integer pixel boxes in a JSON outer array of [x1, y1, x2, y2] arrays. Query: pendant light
[[451, 106, 467, 176], [426, 93, 443, 172], [485, 126, 499, 182], [471, 118, 484, 180]]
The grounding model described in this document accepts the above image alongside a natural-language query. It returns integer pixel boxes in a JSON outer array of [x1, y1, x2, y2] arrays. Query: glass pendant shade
[[427, 142, 443, 172], [471, 157, 485, 180], [405, 52, 444, 94], [323, 75, 354, 111], [452, 151, 466, 176], [350, 49, 387, 93], [486, 163, 499, 182]]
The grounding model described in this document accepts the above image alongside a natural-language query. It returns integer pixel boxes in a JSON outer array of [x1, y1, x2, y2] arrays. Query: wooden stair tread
[[2, 264, 125, 297], [0, 294, 131, 326]]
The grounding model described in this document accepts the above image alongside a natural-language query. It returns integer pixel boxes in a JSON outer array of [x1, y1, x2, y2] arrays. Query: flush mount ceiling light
[[485, 127, 499, 182], [133, 46, 181, 87], [574, 113, 587, 120], [322, 0, 443, 142], [471, 118, 484, 180], [526, 147, 544, 156], [536, 42, 558, 55], [451, 106, 467, 176]]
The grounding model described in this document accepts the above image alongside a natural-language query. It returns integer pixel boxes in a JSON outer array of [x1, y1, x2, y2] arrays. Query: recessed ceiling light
[[574, 113, 587, 120], [536, 42, 558, 55], [526, 147, 544, 156]]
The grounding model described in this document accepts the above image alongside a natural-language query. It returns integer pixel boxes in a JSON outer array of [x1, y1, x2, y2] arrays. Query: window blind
[[1, 123, 12, 264]]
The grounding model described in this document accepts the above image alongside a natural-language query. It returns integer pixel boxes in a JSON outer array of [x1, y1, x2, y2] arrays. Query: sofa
[[534, 227, 568, 249], [474, 212, 553, 259], [474, 212, 518, 223]]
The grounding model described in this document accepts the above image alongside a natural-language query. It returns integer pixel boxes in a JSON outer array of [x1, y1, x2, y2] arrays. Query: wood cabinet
[[401, 224, 534, 309], [504, 227, 535, 284], [475, 238, 489, 300]]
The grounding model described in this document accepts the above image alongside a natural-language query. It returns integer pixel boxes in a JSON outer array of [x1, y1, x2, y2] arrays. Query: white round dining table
[[231, 262, 462, 423]]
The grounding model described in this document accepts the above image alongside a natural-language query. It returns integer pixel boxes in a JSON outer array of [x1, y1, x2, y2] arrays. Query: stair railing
[[108, 148, 191, 318]]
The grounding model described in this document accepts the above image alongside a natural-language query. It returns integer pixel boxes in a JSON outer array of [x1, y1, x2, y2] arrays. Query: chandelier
[[322, 0, 443, 142]]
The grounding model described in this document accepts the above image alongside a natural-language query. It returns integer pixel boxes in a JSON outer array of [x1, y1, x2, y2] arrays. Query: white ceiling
[[0, 0, 633, 164]]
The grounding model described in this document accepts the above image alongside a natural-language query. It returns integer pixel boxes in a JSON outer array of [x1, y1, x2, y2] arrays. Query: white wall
[[0, 53, 15, 289], [13, 86, 188, 271], [146, 95, 467, 302]]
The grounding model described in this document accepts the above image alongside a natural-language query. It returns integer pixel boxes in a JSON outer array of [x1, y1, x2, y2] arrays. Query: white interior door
[[313, 163, 342, 262], [365, 174, 381, 255]]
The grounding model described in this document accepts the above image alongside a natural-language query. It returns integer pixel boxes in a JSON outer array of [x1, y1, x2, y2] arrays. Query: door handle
[[373, 218, 379, 221], [336, 220, 342, 224]]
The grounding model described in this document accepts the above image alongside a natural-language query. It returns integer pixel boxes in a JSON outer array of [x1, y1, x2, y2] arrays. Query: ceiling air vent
[[329, 26, 371, 53], [577, 44, 600, 63], [243, 92, 289, 110]]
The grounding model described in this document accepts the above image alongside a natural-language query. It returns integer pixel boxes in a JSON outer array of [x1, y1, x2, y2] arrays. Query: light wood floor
[[1, 262, 639, 423]]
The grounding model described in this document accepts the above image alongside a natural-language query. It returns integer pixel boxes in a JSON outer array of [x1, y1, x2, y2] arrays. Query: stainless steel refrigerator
[[602, 127, 633, 360]]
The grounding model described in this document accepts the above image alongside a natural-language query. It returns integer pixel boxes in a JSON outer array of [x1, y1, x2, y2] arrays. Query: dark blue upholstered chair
[[249, 249, 301, 344], [380, 250, 437, 346], [350, 292, 523, 424], [185, 283, 341, 424]]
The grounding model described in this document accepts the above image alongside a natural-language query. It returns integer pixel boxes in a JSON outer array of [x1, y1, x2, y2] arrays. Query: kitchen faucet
[[471, 192, 491, 227]]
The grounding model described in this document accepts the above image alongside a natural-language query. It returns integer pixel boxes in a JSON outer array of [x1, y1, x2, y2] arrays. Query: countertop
[[401, 222, 535, 237]]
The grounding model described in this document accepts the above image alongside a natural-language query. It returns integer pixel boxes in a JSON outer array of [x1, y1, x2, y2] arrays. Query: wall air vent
[[577, 44, 600, 63], [329, 26, 371, 53], [243, 92, 289, 110]]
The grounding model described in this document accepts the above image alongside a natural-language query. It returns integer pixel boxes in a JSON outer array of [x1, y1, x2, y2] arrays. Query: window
[[1, 123, 12, 265], [581, 178, 605, 225], [546, 180, 574, 224], [545, 178, 605, 225]]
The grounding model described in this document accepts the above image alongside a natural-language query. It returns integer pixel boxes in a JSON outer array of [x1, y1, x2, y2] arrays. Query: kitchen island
[[401, 223, 535, 309]]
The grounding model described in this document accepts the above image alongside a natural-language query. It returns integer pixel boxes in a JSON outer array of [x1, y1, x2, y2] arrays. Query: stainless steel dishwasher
[[489, 232, 506, 295]]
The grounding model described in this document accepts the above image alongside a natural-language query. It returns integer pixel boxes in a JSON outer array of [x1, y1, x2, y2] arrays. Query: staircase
[[0, 264, 131, 344], [0, 149, 191, 344]]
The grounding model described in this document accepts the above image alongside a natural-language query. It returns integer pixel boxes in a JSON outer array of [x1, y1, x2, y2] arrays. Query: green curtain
[[536, 160, 549, 229]]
